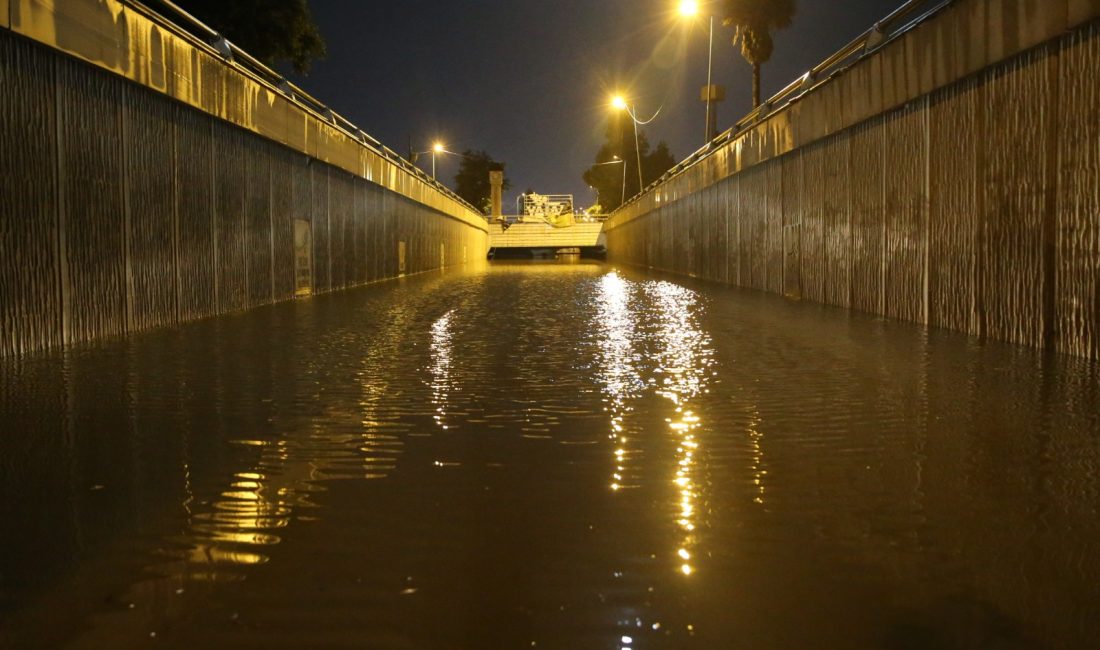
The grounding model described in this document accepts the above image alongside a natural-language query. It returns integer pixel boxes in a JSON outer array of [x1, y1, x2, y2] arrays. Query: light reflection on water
[[645, 280, 716, 580], [429, 310, 456, 431], [0, 261, 1099, 649], [593, 271, 641, 493]]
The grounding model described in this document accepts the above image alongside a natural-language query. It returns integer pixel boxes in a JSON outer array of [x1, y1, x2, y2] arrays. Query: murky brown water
[[1, 261, 1098, 649]]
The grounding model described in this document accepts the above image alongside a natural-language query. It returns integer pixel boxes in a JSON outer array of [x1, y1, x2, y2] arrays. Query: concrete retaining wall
[[0, 4, 488, 356], [605, 0, 1100, 361]]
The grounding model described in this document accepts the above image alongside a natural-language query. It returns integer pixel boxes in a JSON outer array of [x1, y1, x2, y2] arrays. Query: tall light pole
[[432, 142, 444, 179], [611, 95, 645, 195], [614, 155, 626, 206], [413, 141, 449, 180], [591, 156, 627, 208], [679, 1, 724, 142]]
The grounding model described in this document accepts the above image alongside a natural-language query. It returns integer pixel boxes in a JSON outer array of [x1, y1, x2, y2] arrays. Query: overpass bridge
[[488, 221, 605, 255]]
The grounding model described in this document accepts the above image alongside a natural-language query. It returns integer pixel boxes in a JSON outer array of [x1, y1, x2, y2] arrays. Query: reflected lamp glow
[[595, 272, 640, 493], [429, 310, 456, 430], [646, 280, 715, 579]]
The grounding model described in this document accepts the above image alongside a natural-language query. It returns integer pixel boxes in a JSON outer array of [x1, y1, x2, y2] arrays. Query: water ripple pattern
[[0, 261, 1098, 649]]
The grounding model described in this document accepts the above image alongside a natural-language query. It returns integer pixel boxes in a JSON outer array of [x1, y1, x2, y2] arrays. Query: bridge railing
[[616, 0, 953, 213], [125, 0, 482, 217]]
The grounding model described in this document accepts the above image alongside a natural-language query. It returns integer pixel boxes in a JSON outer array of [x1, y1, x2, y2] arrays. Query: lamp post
[[431, 142, 444, 179], [679, 1, 724, 142], [591, 156, 627, 208], [611, 155, 629, 205], [413, 141, 449, 180], [614, 155, 626, 206], [611, 95, 645, 195]]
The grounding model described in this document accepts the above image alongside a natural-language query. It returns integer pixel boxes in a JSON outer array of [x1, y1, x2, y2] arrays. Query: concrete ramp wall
[[605, 0, 1100, 361], [0, 0, 489, 356]]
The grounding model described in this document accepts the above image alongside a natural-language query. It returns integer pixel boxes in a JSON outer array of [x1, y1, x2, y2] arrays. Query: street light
[[610, 95, 646, 196], [432, 142, 445, 179], [413, 141, 450, 180], [678, 0, 724, 142], [613, 155, 626, 206], [591, 155, 627, 207]]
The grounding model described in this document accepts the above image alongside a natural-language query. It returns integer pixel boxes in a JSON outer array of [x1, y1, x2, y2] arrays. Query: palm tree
[[722, 0, 797, 108]]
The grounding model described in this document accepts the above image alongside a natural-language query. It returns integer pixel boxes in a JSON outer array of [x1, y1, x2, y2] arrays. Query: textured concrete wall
[[606, 3, 1100, 361], [0, 30, 488, 355]]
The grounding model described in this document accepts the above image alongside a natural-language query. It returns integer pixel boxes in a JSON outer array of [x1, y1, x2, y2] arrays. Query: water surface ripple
[[1, 262, 1098, 649]]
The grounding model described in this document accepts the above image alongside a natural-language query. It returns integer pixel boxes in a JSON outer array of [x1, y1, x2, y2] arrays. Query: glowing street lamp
[[431, 142, 445, 179], [677, 0, 724, 142], [413, 141, 451, 180]]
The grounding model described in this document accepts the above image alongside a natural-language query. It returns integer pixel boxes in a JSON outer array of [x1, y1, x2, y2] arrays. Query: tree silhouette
[[583, 116, 676, 213], [721, 0, 797, 108], [167, 0, 326, 73], [453, 150, 510, 214]]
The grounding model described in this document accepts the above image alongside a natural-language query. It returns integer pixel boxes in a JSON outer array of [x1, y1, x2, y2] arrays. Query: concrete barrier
[[606, 0, 1100, 361]]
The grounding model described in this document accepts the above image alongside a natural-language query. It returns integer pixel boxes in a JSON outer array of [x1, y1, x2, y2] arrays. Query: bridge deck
[[488, 222, 605, 249]]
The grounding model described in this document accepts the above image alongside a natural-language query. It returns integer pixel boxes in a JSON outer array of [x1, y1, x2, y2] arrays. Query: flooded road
[[1, 261, 1098, 649]]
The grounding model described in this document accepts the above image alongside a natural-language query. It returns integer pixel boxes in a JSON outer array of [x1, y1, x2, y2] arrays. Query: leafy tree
[[453, 150, 511, 214], [722, 0, 797, 108], [170, 0, 327, 73], [645, 142, 676, 189], [583, 116, 676, 212]]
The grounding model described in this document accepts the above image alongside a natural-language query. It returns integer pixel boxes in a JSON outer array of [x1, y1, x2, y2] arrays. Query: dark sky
[[286, 0, 906, 209]]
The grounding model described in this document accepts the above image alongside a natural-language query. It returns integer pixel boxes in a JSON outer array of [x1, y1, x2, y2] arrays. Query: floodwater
[[1, 261, 1098, 649]]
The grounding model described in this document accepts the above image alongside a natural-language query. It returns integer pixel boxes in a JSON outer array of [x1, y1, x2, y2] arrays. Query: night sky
[[285, 0, 906, 209]]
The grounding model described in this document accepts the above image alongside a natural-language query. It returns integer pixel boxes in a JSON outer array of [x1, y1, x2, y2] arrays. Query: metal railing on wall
[[124, 0, 482, 217], [616, 0, 954, 213]]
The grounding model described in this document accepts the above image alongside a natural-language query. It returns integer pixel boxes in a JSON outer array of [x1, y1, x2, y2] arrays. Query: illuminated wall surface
[[606, 0, 1100, 361], [0, 0, 489, 356]]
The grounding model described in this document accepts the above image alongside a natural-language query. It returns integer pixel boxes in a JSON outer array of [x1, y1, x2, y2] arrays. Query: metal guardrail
[[123, 0, 483, 216], [616, 0, 955, 212]]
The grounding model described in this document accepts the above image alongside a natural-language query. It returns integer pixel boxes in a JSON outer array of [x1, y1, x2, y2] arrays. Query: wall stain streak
[[58, 58, 126, 345], [245, 140, 272, 307], [1056, 24, 1100, 360], [125, 84, 178, 332], [981, 47, 1050, 349], [781, 152, 802, 299], [849, 120, 885, 315], [823, 136, 852, 309], [884, 100, 928, 324], [175, 105, 216, 322], [0, 36, 60, 355], [271, 147, 296, 302], [213, 123, 248, 314], [928, 79, 981, 336], [800, 143, 827, 305]]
